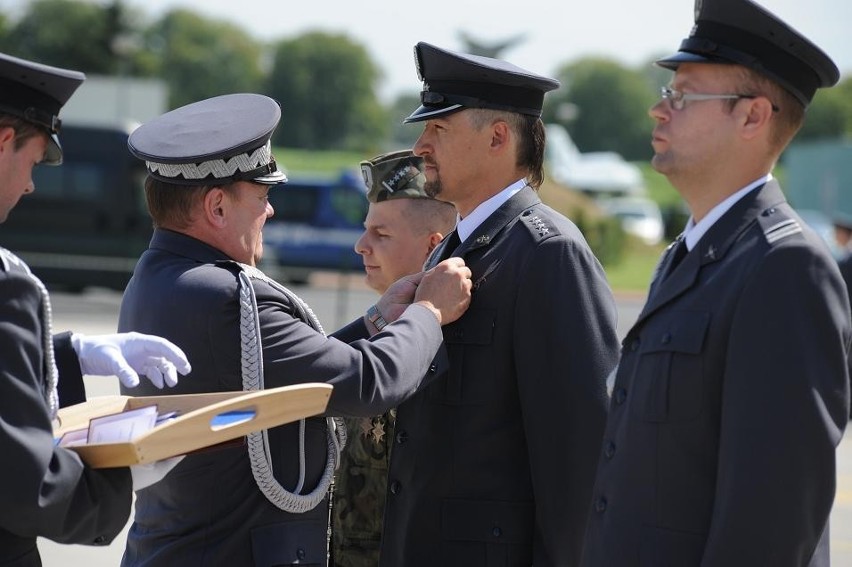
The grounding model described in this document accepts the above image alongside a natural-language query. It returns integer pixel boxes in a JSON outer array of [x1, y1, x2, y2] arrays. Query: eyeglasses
[[660, 86, 779, 112]]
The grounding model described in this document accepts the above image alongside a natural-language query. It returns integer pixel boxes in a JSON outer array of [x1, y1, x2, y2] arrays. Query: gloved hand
[[71, 332, 192, 389], [130, 455, 185, 491]]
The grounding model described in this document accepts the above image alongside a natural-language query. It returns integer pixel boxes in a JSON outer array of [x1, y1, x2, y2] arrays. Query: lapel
[[634, 180, 787, 328], [424, 187, 541, 270]]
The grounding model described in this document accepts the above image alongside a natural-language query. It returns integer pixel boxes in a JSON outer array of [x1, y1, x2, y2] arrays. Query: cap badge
[[361, 164, 373, 189]]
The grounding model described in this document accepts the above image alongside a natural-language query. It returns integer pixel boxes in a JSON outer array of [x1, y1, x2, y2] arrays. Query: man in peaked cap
[[376, 42, 621, 567], [118, 94, 473, 566], [582, 1, 850, 565], [331, 150, 456, 567], [832, 212, 852, 421], [0, 51, 192, 567]]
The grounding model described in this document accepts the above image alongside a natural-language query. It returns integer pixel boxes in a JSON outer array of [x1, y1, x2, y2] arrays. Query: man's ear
[[740, 96, 775, 141], [490, 120, 510, 151], [202, 187, 228, 228], [427, 231, 444, 253], [0, 126, 16, 155]]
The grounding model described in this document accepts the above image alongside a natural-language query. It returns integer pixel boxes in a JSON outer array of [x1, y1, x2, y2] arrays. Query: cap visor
[[254, 170, 288, 185], [403, 103, 464, 124], [43, 133, 63, 165], [655, 51, 716, 71]]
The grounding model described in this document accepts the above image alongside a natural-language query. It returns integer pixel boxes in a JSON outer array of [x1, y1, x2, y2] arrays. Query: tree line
[[2, 0, 850, 158]]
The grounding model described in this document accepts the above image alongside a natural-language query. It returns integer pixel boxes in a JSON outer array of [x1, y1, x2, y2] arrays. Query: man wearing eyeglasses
[[582, 0, 850, 565]]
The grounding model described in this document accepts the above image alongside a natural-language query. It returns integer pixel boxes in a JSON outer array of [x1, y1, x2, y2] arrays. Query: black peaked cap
[[656, 0, 839, 107], [405, 42, 559, 123]]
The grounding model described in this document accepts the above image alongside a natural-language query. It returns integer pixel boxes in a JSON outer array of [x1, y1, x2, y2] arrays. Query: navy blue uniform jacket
[[0, 248, 131, 567], [380, 187, 621, 567], [118, 229, 448, 566], [582, 181, 851, 566]]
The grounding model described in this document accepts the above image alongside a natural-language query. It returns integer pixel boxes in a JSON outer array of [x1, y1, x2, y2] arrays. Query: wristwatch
[[367, 304, 389, 331]]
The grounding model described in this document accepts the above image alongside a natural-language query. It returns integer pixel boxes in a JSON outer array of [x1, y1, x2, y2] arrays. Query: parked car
[[261, 170, 368, 283], [599, 196, 665, 246]]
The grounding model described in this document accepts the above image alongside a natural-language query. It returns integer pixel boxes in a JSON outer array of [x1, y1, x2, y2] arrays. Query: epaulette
[[757, 206, 803, 245], [0, 246, 28, 274], [520, 208, 560, 243]]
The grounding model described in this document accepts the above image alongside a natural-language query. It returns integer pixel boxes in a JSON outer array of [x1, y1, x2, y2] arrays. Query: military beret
[[128, 93, 287, 186], [405, 42, 559, 123], [0, 51, 85, 165], [360, 150, 430, 203], [656, 0, 839, 107]]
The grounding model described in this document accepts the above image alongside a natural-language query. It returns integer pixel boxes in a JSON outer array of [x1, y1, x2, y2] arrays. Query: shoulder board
[[756, 207, 802, 245], [214, 259, 244, 275], [0, 247, 29, 274], [520, 208, 560, 243]]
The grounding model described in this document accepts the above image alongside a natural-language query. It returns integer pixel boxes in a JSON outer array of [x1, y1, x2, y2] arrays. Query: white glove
[[71, 332, 192, 389], [130, 455, 184, 491]]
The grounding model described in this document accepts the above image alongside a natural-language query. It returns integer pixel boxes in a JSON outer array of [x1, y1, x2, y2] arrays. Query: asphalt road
[[35, 278, 852, 566]]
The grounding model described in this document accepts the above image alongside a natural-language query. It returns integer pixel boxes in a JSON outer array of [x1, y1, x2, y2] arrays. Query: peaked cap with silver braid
[[235, 262, 346, 513], [128, 93, 287, 186]]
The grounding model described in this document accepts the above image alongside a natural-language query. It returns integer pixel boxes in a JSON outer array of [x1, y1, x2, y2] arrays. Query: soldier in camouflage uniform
[[331, 150, 456, 567]]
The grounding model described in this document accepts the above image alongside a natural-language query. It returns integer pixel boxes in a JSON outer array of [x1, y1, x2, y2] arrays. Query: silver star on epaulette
[[475, 235, 490, 244], [529, 216, 550, 236], [705, 245, 717, 260]]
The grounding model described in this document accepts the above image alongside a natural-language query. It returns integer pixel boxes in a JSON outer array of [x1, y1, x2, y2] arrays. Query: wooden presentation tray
[[53, 383, 333, 468]]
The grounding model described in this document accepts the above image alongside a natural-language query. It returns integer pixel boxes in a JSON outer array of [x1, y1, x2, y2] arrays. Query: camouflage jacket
[[331, 410, 395, 567]]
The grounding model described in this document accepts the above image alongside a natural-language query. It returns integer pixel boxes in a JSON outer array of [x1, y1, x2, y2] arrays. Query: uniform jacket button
[[492, 526, 502, 538], [595, 497, 607, 513], [604, 441, 616, 459], [390, 480, 402, 494], [93, 535, 107, 545], [614, 388, 627, 405], [429, 363, 437, 374], [630, 338, 640, 351], [296, 548, 306, 560], [396, 430, 409, 444], [661, 332, 672, 344]]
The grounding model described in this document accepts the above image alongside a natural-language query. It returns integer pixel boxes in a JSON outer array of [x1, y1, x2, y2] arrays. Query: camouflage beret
[[360, 150, 429, 203]]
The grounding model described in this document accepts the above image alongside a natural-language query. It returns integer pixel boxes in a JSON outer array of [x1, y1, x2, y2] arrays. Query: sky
[[5, 0, 851, 101]]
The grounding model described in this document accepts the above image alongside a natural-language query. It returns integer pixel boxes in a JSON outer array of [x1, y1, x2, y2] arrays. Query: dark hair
[[468, 109, 547, 189], [0, 114, 48, 150], [144, 176, 237, 229]]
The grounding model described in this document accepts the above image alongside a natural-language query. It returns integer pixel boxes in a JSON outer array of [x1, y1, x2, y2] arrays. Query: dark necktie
[[662, 237, 688, 280], [439, 231, 461, 262]]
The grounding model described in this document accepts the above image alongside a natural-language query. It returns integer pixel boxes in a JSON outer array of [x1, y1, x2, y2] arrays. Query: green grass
[[275, 147, 364, 176], [604, 238, 666, 293]]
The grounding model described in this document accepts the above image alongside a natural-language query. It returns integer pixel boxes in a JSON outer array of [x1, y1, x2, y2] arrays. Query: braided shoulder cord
[[1, 248, 59, 418], [236, 265, 346, 513], [34, 273, 59, 420]]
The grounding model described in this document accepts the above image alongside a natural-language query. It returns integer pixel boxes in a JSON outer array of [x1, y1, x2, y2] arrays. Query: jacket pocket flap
[[640, 311, 710, 355]]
